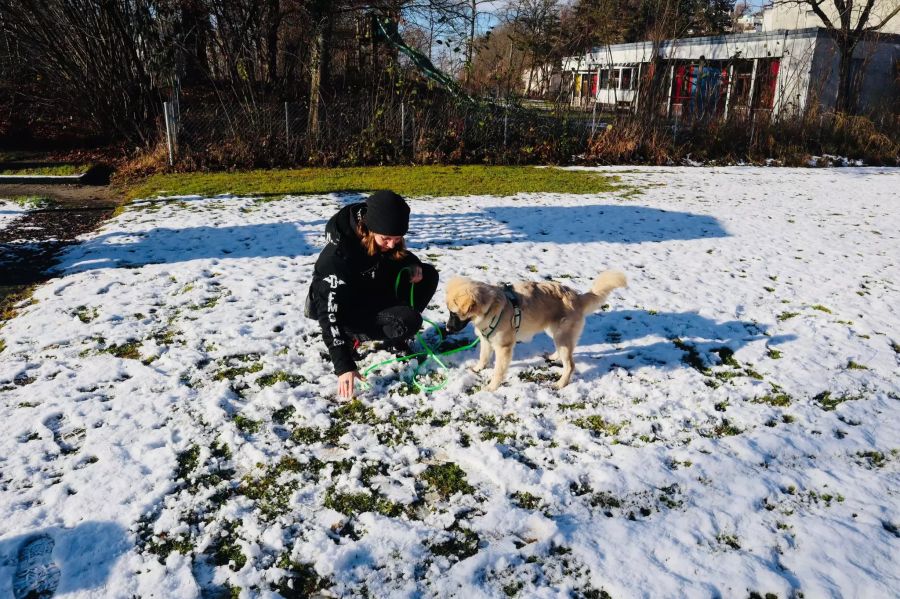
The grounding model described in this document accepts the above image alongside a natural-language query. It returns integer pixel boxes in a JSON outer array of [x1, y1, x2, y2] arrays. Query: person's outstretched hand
[[410, 265, 423, 283], [338, 370, 365, 399]]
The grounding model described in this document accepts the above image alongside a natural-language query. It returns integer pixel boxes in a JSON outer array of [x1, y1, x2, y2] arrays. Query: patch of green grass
[[233, 414, 261, 434], [1, 284, 38, 324], [271, 405, 296, 424], [257, 371, 307, 388], [3, 195, 52, 209], [146, 533, 194, 559], [767, 348, 782, 359], [73, 305, 99, 323], [211, 520, 247, 572], [518, 366, 559, 384], [702, 419, 743, 438], [238, 456, 314, 520], [429, 522, 481, 561], [0, 164, 89, 176], [422, 462, 475, 499], [323, 488, 403, 518], [213, 354, 264, 381], [276, 560, 329, 597], [574, 415, 623, 437], [813, 391, 862, 411], [101, 340, 142, 360], [512, 491, 541, 510], [334, 398, 378, 424], [127, 166, 622, 200], [753, 386, 792, 407], [846, 360, 868, 370], [777, 311, 799, 322], [856, 450, 886, 468], [810, 304, 832, 313], [291, 426, 323, 444], [175, 444, 201, 480], [715, 533, 741, 550], [210, 437, 232, 460], [672, 338, 708, 374], [589, 491, 622, 509]]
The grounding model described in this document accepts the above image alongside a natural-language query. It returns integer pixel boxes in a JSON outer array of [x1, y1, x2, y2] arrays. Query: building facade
[[564, 26, 899, 117]]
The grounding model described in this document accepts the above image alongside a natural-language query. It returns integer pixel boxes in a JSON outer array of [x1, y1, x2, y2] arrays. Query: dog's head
[[445, 276, 492, 333]]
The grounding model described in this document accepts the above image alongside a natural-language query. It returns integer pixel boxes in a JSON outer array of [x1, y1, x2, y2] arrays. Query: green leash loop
[[358, 267, 479, 393]]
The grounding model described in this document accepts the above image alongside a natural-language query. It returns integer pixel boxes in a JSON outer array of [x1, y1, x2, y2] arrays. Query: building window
[[610, 68, 620, 89], [621, 68, 633, 90], [599, 68, 609, 89]]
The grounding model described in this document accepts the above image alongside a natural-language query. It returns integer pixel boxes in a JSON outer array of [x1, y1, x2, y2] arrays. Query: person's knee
[[376, 305, 422, 339]]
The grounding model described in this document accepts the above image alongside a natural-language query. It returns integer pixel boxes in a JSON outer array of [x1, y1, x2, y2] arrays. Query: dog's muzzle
[[446, 311, 470, 334]]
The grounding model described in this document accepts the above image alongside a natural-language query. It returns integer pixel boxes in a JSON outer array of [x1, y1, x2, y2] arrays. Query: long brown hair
[[356, 221, 408, 260]]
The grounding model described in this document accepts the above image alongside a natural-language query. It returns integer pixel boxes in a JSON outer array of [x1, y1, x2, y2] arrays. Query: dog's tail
[[579, 270, 627, 315]]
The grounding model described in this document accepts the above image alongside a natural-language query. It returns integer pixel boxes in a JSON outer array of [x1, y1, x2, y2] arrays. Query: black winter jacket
[[308, 202, 421, 375]]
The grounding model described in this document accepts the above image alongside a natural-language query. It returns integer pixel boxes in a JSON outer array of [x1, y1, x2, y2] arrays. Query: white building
[[761, 1, 900, 35], [563, 4, 899, 117]]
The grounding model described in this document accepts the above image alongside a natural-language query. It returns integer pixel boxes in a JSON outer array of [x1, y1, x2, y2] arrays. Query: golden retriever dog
[[445, 271, 627, 391]]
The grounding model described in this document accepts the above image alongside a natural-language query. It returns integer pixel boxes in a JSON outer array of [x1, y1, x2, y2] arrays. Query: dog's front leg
[[485, 344, 514, 391], [472, 337, 492, 373]]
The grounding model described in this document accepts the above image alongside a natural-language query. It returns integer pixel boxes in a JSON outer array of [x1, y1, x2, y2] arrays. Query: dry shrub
[[827, 113, 898, 164], [587, 118, 675, 164], [113, 142, 169, 184]]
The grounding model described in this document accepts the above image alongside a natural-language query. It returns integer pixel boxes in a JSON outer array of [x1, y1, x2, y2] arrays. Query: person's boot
[[375, 337, 414, 357]]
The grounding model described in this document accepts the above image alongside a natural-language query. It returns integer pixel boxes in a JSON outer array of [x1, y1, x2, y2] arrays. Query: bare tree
[[775, 0, 900, 112]]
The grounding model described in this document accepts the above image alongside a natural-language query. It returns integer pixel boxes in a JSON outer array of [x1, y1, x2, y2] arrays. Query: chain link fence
[[160, 91, 600, 169]]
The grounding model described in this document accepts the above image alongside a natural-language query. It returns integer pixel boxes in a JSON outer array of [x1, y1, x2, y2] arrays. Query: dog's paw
[[470, 364, 486, 373]]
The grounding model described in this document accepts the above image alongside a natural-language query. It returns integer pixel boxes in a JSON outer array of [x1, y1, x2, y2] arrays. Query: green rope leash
[[358, 267, 479, 393]]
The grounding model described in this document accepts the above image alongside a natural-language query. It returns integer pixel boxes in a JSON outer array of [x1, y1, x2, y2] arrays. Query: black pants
[[345, 263, 439, 342]]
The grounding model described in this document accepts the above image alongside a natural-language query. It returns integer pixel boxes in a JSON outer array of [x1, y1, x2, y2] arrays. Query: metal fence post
[[163, 101, 174, 166], [503, 101, 508, 146]]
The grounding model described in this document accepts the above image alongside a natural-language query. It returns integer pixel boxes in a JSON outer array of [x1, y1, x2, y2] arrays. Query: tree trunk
[[835, 40, 855, 114], [308, 24, 325, 143], [265, 0, 280, 88], [467, 0, 476, 85]]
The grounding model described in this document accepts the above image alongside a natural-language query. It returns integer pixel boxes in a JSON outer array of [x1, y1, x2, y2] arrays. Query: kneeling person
[[307, 190, 439, 399]]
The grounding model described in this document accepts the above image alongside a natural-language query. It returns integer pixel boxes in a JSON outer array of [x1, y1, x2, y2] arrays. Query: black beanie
[[365, 190, 410, 236]]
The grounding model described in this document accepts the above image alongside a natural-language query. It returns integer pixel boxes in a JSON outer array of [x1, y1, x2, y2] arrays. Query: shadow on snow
[[52, 203, 726, 273], [0, 521, 128, 597]]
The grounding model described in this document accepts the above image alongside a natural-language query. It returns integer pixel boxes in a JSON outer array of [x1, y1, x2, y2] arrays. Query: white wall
[[761, 1, 900, 35]]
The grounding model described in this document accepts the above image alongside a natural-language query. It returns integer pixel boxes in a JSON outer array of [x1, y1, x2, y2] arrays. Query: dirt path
[[0, 182, 122, 309]]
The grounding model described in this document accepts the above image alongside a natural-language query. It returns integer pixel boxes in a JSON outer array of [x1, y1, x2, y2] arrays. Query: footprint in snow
[[43, 413, 86, 455], [13, 534, 60, 599]]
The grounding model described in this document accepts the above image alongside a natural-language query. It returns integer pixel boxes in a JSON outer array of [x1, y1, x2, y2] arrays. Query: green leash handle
[[357, 267, 479, 393]]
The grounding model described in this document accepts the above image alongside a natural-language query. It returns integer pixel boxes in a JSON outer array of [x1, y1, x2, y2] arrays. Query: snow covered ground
[[0, 167, 898, 598], [0, 200, 27, 229]]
